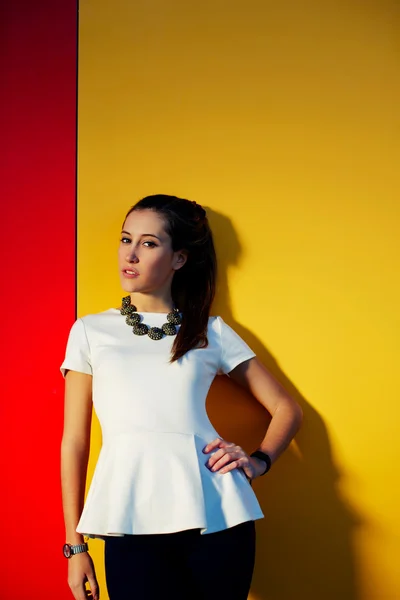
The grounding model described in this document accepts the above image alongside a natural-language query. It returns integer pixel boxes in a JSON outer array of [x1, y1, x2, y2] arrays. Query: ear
[[173, 250, 188, 271]]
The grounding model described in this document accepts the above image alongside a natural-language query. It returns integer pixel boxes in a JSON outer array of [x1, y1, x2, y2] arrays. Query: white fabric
[[60, 309, 264, 538]]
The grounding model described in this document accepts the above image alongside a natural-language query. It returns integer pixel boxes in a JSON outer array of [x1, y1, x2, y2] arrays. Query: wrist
[[63, 541, 89, 559], [65, 531, 85, 546], [250, 450, 272, 476], [250, 457, 269, 478]]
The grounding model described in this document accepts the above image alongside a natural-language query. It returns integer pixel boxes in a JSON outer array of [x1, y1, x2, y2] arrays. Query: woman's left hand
[[203, 437, 267, 481]]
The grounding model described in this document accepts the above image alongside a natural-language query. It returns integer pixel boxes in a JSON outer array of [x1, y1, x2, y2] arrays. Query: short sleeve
[[60, 318, 92, 378], [217, 316, 256, 375]]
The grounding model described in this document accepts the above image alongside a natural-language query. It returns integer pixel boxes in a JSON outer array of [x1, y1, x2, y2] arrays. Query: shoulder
[[207, 315, 236, 335], [78, 308, 119, 328], [207, 315, 228, 339], [207, 315, 256, 374], [206, 315, 243, 347], [65, 309, 120, 342], [207, 315, 221, 329]]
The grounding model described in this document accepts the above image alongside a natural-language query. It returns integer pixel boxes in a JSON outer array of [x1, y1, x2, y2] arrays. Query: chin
[[120, 279, 151, 295], [119, 280, 137, 294], [122, 285, 137, 295]]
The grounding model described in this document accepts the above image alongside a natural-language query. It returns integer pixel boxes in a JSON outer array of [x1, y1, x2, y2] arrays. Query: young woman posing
[[60, 194, 303, 600]]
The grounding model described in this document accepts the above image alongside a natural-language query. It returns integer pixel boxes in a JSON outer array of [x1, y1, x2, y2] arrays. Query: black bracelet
[[250, 450, 272, 475]]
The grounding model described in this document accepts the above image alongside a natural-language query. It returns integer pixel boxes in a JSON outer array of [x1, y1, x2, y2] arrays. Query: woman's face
[[118, 209, 186, 295]]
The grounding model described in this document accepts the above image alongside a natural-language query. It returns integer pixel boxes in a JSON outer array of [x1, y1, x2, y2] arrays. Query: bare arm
[[61, 370, 99, 600], [205, 357, 303, 479], [61, 370, 93, 545], [229, 357, 303, 465]]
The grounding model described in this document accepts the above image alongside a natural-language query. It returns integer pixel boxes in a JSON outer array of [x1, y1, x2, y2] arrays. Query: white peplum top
[[60, 309, 264, 538]]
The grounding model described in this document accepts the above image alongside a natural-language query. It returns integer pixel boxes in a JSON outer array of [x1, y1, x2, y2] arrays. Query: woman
[[60, 194, 303, 600]]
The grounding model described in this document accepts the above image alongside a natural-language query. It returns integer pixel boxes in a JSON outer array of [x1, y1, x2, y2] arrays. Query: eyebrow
[[121, 230, 162, 241]]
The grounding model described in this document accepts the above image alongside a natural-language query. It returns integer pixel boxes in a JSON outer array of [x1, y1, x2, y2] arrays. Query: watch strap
[[250, 450, 272, 475], [71, 542, 88, 555], [63, 542, 89, 558]]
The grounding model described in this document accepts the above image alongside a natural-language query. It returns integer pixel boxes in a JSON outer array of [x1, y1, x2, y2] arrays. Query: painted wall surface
[[0, 1, 77, 599], [77, 1, 400, 599]]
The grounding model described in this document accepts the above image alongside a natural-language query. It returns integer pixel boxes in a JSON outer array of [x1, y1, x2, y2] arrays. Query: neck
[[128, 293, 175, 313]]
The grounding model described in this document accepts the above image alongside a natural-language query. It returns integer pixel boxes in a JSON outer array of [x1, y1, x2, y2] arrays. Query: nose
[[126, 248, 139, 263]]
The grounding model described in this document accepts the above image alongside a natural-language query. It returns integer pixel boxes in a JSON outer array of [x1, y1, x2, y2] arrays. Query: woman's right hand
[[68, 552, 99, 600]]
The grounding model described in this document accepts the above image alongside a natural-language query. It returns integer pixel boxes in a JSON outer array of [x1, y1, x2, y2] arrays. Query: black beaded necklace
[[119, 295, 182, 340]]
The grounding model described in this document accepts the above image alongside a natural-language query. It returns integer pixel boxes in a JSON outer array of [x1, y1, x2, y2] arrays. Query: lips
[[122, 268, 139, 278]]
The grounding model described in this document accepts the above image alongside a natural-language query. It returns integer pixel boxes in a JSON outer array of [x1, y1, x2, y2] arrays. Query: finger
[[203, 438, 236, 456], [219, 458, 246, 474], [207, 445, 243, 469], [206, 447, 231, 468], [210, 451, 241, 472], [87, 575, 100, 600], [203, 438, 236, 462], [203, 437, 223, 453], [206, 447, 225, 468], [68, 580, 88, 600]]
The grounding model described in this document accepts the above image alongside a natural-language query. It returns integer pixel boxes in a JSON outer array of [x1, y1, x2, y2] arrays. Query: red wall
[[0, 2, 77, 598]]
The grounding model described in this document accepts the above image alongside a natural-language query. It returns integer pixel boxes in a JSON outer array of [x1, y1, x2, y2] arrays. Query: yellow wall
[[78, 1, 400, 598]]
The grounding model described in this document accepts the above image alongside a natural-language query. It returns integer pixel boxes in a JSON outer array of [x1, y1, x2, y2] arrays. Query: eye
[[143, 241, 157, 248], [120, 237, 131, 244]]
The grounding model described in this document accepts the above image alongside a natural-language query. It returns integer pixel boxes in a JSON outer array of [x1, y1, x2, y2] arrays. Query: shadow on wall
[[205, 208, 362, 600]]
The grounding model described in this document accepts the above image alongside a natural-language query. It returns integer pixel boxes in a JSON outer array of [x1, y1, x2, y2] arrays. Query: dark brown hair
[[123, 194, 217, 362]]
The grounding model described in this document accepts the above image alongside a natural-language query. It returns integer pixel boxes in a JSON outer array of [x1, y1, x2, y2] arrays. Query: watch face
[[63, 543, 72, 558]]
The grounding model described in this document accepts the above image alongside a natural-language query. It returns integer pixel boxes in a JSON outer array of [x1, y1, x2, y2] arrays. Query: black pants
[[104, 520, 256, 600]]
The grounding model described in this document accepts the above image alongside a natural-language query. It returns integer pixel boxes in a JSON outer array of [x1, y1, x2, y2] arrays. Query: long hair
[[123, 194, 217, 362]]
